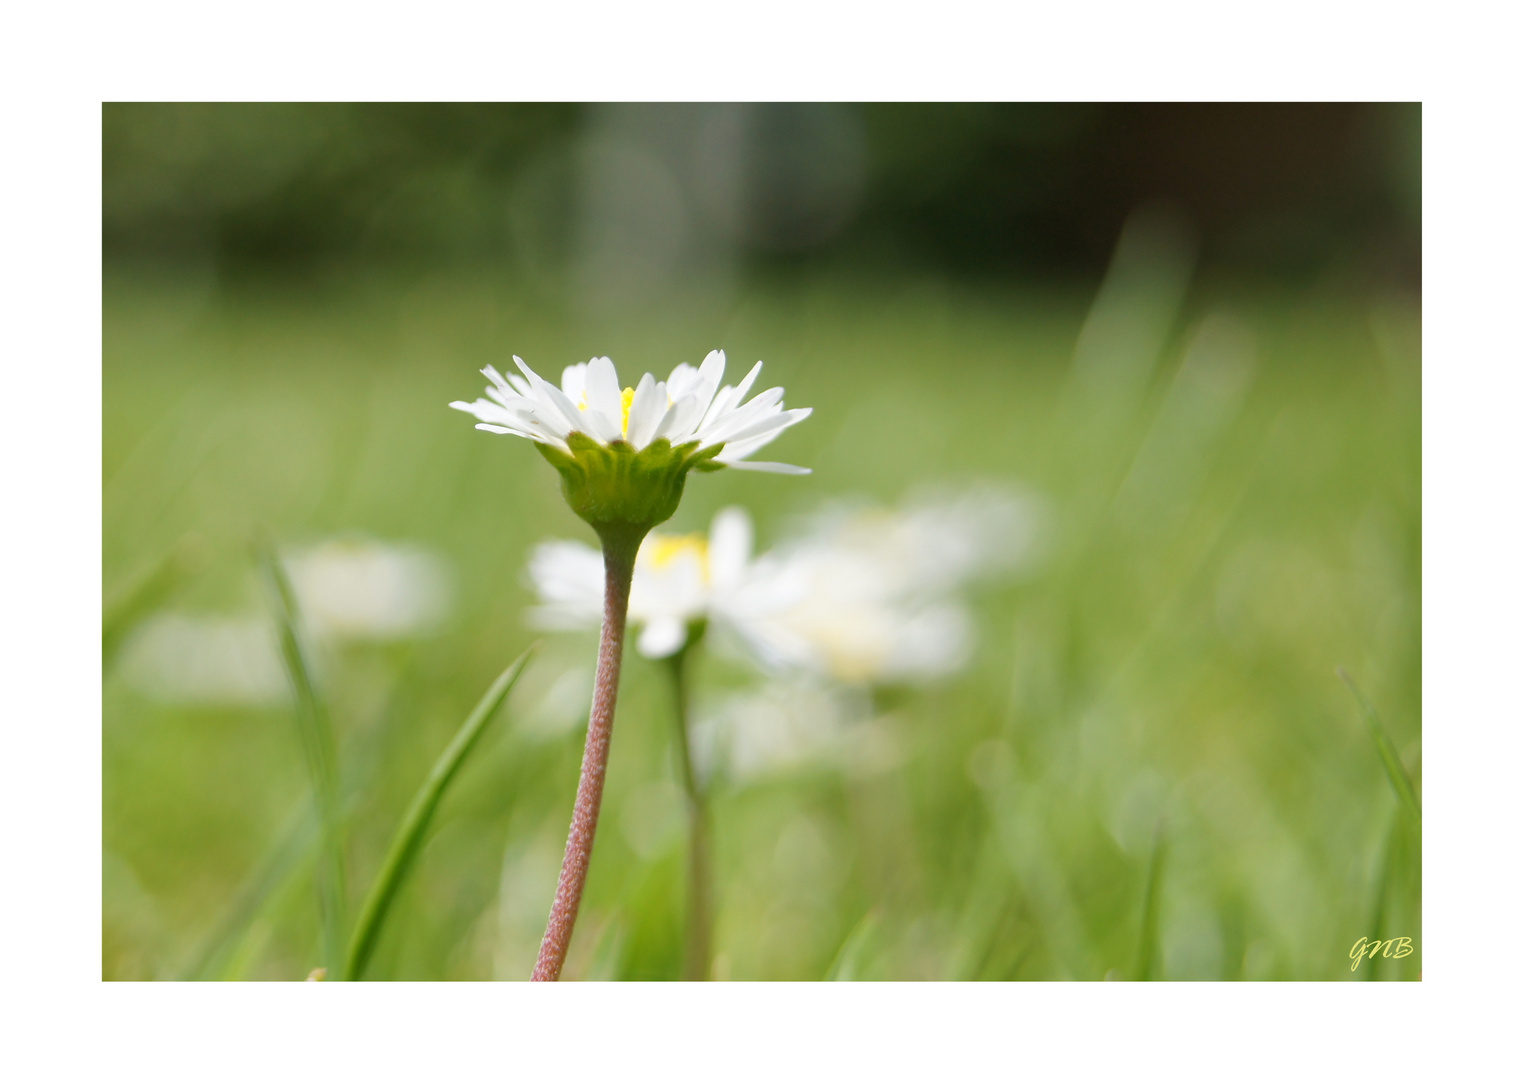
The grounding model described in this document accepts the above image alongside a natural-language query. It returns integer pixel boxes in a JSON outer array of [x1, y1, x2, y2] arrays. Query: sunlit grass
[[103, 269, 1420, 980]]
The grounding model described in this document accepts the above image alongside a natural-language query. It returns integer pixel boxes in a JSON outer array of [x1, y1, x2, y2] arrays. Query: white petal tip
[[725, 460, 812, 475]]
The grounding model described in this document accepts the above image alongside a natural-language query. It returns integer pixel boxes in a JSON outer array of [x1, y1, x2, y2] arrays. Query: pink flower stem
[[532, 529, 642, 981]]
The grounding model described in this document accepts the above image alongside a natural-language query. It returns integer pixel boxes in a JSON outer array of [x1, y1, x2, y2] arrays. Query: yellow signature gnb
[[1350, 936, 1414, 971]]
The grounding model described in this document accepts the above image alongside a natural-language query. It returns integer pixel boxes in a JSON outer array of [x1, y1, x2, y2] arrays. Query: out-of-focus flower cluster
[[525, 484, 1042, 780], [118, 538, 453, 705], [733, 487, 1039, 683], [528, 507, 763, 661]]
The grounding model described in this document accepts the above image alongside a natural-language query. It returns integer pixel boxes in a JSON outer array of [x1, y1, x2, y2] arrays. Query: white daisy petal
[[712, 406, 811, 450], [581, 356, 625, 442], [723, 460, 812, 474], [493, 395, 553, 432], [713, 428, 785, 461], [637, 617, 688, 659], [577, 400, 623, 443], [701, 385, 735, 428], [689, 349, 726, 420], [498, 393, 571, 440], [452, 399, 541, 439], [708, 507, 753, 590], [482, 365, 515, 397], [585, 356, 622, 415], [560, 362, 588, 401], [699, 387, 787, 445], [526, 540, 604, 627], [515, 421, 570, 448], [651, 393, 703, 444], [452, 398, 511, 424], [517, 356, 587, 434], [666, 363, 700, 399], [625, 373, 662, 449], [507, 373, 532, 396], [702, 361, 763, 428]]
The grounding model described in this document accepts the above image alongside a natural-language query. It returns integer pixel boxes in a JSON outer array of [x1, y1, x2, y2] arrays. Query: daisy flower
[[451, 350, 811, 981], [451, 349, 811, 483]]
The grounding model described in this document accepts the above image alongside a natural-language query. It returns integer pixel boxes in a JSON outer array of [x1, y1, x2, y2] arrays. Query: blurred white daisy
[[523, 485, 1041, 784], [117, 613, 288, 706], [117, 537, 453, 705], [282, 537, 453, 641], [734, 485, 1041, 684], [527, 507, 782, 660], [526, 485, 1040, 680], [687, 488, 1039, 780], [451, 350, 812, 475]]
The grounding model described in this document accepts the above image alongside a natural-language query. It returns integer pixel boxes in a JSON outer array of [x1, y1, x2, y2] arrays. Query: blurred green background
[[103, 103, 1420, 980]]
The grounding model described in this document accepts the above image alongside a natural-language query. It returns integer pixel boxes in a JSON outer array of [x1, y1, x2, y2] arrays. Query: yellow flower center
[[646, 533, 709, 580], [575, 386, 638, 439]]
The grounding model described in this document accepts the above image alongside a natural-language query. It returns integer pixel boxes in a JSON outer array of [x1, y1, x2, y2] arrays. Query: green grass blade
[[1132, 818, 1167, 981], [261, 544, 347, 975], [1337, 667, 1421, 821], [344, 645, 537, 981]]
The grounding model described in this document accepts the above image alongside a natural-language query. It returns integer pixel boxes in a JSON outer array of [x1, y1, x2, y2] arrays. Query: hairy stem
[[532, 530, 641, 981], [665, 629, 713, 980]]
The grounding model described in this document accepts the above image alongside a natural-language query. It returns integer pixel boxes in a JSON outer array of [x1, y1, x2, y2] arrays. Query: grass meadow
[[102, 262, 1420, 981]]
